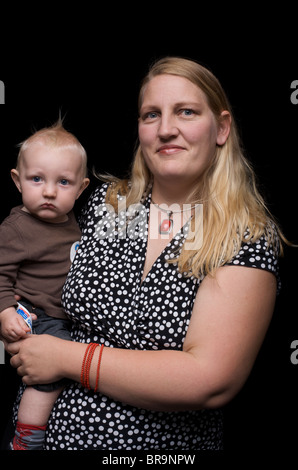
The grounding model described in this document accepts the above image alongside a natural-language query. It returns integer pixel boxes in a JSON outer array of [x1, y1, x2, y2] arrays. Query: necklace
[[151, 199, 195, 235]]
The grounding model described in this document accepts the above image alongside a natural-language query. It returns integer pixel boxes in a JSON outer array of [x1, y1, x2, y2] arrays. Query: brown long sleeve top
[[0, 206, 81, 318]]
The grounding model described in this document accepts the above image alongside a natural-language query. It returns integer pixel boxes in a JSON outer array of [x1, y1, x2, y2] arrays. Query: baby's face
[[11, 142, 89, 223]]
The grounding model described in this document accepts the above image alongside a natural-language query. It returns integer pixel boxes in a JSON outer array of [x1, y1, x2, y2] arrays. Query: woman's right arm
[[7, 265, 277, 412]]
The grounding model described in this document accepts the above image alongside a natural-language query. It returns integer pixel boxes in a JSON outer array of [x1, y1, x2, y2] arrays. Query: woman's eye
[[181, 109, 194, 116], [142, 111, 158, 120]]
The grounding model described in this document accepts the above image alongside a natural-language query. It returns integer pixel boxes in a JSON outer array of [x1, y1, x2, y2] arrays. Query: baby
[[0, 121, 89, 450]]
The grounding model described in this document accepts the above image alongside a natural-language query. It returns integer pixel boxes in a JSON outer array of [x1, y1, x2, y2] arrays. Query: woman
[[6, 57, 284, 450]]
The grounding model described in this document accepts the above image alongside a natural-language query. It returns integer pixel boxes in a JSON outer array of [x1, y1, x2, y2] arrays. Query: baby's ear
[[10, 169, 22, 193], [76, 178, 90, 199]]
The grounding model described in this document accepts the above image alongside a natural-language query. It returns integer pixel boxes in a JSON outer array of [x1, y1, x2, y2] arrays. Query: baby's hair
[[16, 118, 88, 177]]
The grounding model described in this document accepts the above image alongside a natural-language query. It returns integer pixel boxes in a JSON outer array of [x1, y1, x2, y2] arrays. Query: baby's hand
[[0, 306, 31, 342]]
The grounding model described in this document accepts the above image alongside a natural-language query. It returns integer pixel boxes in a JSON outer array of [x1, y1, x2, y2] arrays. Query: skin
[[4, 76, 276, 413], [11, 142, 89, 224], [139, 74, 231, 279], [0, 142, 90, 427], [0, 142, 89, 342], [138, 74, 230, 204]]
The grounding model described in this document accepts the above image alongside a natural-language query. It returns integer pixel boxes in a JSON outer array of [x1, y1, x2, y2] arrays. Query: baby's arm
[[0, 306, 30, 342]]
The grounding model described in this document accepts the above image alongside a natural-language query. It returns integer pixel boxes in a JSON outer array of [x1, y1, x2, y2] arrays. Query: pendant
[[159, 217, 173, 235]]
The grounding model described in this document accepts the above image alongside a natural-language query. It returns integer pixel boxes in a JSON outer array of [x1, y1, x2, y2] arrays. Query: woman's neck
[[151, 179, 197, 206]]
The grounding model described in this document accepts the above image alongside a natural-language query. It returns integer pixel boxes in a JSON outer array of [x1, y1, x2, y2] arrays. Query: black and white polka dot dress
[[44, 184, 279, 450]]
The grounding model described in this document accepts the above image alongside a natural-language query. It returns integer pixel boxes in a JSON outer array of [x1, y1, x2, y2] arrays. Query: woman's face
[[138, 74, 230, 188]]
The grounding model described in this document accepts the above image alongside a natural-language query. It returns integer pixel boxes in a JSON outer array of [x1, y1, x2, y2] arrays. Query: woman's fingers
[[6, 339, 22, 355], [10, 353, 21, 369]]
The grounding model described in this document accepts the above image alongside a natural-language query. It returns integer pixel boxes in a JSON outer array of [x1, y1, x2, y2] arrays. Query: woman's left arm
[[7, 266, 276, 411]]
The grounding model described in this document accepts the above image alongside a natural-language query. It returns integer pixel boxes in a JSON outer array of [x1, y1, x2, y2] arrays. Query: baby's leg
[[12, 385, 62, 450], [18, 385, 62, 426]]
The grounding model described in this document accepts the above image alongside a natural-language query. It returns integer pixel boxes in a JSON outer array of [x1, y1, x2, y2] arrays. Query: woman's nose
[[158, 113, 179, 140]]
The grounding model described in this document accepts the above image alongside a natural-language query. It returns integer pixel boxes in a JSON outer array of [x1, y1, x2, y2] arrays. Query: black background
[[0, 8, 297, 464]]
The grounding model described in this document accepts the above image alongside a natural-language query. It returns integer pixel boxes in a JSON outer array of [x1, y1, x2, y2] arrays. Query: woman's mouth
[[157, 145, 185, 155]]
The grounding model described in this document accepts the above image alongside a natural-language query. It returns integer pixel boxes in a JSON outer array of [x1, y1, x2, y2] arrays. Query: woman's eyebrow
[[140, 101, 203, 111]]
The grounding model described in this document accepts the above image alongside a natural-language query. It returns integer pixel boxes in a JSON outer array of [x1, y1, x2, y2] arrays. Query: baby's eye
[[60, 179, 69, 186], [32, 176, 42, 182]]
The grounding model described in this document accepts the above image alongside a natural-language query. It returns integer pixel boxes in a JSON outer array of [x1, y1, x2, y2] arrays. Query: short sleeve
[[225, 229, 281, 293]]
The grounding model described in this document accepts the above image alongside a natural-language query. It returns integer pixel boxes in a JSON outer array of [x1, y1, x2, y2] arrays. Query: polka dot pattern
[[226, 228, 281, 292], [26, 184, 279, 450]]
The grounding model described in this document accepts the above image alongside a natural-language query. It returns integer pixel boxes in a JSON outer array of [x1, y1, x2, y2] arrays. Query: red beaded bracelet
[[81, 342, 98, 389], [94, 344, 104, 393]]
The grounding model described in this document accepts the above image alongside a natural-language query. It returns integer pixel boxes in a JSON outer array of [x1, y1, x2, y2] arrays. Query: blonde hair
[[17, 119, 88, 177], [101, 56, 287, 277]]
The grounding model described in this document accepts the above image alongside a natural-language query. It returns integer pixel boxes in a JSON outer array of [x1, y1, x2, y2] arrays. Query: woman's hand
[[7, 334, 65, 385]]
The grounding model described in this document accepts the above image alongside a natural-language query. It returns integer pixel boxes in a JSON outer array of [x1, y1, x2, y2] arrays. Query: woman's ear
[[11, 169, 22, 193], [216, 111, 231, 146]]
